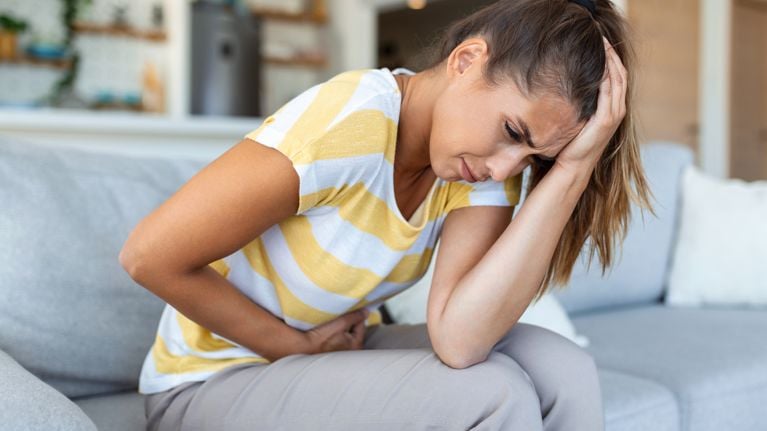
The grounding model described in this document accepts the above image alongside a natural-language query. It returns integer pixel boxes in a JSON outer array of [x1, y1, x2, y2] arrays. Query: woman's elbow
[[429, 325, 489, 369]]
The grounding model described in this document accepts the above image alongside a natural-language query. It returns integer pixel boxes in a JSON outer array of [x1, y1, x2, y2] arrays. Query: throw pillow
[[0, 349, 97, 431], [665, 164, 767, 307]]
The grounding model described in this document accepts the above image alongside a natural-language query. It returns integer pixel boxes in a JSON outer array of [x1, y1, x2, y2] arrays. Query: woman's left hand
[[555, 36, 628, 173]]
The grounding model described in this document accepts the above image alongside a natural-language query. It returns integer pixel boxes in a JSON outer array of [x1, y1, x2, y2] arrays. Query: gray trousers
[[145, 322, 604, 430]]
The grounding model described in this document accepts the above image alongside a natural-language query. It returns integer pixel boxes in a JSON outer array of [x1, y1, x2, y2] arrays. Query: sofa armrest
[[0, 349, 97, 431]]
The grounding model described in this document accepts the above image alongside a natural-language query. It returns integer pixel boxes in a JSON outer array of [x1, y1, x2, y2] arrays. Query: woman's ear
[[447, 37, 489, 77]]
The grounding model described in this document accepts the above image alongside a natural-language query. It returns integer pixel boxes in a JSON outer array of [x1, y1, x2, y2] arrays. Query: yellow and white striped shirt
[[138, 67, 522, 395]]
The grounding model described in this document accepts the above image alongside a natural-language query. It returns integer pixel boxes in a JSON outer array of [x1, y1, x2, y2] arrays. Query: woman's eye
[[504, 122, 521, 142], [506, 121, 555, 166]]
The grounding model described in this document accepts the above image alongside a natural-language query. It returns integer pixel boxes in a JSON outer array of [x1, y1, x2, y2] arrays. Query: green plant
[[60, 0, 92, 46], [0, 14, 29, 33], [47, 0, 92, 106]]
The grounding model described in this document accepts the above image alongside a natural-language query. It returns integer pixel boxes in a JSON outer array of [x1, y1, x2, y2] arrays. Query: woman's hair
[[423, 0, 656, 302]]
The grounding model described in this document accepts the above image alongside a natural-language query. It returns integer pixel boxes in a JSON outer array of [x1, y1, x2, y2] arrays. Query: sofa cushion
[[74, 391, 146, 431], [573, 305, 767, 431], [0, 349, 97, 431], [598, 368, 679, 431], [0, 137, 207, 398], [551, 142, 694, 315], [665, 164, 767, 306], [70, 371, 682, 431]]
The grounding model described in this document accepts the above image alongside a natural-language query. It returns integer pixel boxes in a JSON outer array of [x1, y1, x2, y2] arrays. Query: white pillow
[[665, 165, 767, 307], [384, 242, 590, 348]]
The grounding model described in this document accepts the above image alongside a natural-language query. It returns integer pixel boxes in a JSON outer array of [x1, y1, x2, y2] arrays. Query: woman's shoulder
[[319, 68, 402, 125], [325, 67, 401, 98], [244, 68, 401, 165]]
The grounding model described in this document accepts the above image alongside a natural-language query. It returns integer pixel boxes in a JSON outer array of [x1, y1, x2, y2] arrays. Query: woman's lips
[[461, 158, 478, 182]]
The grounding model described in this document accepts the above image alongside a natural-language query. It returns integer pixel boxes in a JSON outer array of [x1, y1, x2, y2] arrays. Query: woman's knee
[[445, 351, 540, 406], [494, 323, 601, 399]]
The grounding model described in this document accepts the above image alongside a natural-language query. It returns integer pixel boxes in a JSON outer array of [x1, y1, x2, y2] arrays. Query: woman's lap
[[145, 322, 602, 431]]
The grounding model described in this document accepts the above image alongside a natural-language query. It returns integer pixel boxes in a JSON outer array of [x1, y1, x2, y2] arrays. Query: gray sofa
[[1, 136, 764, 431]]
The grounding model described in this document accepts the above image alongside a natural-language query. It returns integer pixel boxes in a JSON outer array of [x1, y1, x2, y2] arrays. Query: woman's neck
[[393, 69, 444, 182]]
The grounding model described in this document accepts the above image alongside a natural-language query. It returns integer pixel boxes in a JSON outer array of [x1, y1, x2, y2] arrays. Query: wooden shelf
[[251, 8, 327, 24], [72, 22, 167, 42], [263, 55, 327, 68], [0, 54, 72, 70]]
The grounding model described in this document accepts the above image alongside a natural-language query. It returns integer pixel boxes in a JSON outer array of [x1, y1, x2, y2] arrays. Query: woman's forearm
[[127, 265, 310, 362], [437, 161, 596, 367]]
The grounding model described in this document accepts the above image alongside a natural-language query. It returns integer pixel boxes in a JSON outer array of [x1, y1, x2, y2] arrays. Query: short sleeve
[[243, 69, 391, 216], [444, 172, 523, 213]]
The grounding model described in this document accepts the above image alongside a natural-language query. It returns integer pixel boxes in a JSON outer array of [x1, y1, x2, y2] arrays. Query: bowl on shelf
[[25, 43, 68, 60]]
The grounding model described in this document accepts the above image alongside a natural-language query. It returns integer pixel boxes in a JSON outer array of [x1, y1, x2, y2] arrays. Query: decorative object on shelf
[[90, 89, 142, 111], [20, 41, 72, 69], [111, 4, 129, 28], [151, 3, 164, 31], [70, 0, 165, 40], [142, 60, 165, 113], [308, 0, 326, 22], [25, 42, 67, 60], [0, 13, 28, 60]]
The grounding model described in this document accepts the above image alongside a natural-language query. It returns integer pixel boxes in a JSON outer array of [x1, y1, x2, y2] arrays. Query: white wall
[[698, 0, 731, 178]]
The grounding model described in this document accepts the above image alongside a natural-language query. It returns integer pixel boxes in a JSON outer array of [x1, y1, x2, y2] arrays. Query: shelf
[[263, 55, 327, 68], [251, 8, 327, 24], [72, 22, 167, 42], [0, 54, 72, 70]]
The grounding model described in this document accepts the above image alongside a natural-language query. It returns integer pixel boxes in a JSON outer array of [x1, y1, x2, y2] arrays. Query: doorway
[[731, 0, 767, 181], [376, 0, 496, 71]]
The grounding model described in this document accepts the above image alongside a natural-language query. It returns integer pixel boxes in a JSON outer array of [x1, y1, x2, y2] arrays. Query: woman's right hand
[[304, 308, 370, 354], [555, 36, 628, 172]]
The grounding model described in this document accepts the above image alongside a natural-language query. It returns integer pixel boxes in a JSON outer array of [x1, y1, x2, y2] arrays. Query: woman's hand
[[556, 37, 628, 172], [303, 308, 370, 354]]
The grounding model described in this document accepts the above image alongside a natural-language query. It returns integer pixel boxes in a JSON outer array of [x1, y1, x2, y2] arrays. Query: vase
[[0, 31, 18, 60]]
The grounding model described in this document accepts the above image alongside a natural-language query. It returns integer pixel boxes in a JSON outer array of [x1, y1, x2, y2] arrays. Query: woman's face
[[429, 63, 585, 183]]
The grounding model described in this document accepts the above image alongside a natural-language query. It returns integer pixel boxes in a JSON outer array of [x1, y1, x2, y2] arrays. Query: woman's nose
[[486, 154, 529, 181]]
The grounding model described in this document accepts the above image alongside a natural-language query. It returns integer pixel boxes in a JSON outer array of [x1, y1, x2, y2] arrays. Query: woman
[[121, 0, 654, 429]]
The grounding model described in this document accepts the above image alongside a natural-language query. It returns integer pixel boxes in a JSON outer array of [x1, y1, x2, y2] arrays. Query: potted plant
[[0, 14, 28, 60], [44, 0, 93, 108]]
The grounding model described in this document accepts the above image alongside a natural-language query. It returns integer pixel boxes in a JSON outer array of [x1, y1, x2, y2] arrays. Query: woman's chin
[[431, 166, 457, 183]]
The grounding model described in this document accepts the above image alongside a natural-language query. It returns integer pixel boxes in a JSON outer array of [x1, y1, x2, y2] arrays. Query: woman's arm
[[120, 138, 310, 362], [429, 160, 594, 368], [131, 265, 311, 362]]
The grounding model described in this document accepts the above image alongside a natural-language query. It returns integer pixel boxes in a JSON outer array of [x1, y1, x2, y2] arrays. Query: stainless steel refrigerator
[[190, 1, 262, 117]]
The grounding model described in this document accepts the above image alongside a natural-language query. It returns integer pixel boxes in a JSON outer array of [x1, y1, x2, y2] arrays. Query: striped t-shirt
[[138, 67, 523, 395]]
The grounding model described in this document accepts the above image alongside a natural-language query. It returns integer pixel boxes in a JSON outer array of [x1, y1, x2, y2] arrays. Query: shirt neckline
[[379, 67, 440, 231]]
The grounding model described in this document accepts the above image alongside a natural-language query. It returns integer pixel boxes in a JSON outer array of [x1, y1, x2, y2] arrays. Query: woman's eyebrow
[[516, 117, 539, 149]]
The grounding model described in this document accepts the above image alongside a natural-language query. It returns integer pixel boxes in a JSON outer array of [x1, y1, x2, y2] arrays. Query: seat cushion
[[573, 305, 767, 431], [0, 137, 207, 398], [74, 391, 146, 431], [551, 142, 693, 315], [598, 368, 679, 431], [71, 369, 681, 431]]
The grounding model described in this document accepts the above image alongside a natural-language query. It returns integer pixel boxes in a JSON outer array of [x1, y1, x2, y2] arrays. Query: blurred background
[[0, 0, 764, 181]]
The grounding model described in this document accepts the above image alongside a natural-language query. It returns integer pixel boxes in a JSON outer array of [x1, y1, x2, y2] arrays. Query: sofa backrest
[[551, 141, 694, 316], [0, 136, 694, 398], [0, 137, 208, 398]]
